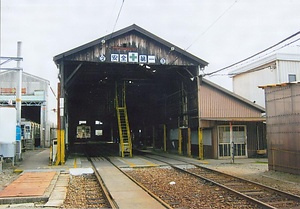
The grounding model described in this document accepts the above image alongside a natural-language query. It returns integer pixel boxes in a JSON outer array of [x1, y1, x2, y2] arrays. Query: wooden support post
[[187, 128, 191, 157], [178, 128, 182, 155], [198, 127, 204, 160], [152, 126, 155, 149], [163, 124, 167, 152]]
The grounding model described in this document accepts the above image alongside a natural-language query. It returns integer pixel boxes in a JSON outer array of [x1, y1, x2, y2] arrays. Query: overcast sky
[[1, 0, 300, 122]]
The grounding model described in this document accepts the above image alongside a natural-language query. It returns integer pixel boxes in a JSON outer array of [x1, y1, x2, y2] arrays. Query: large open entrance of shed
[[64, 61, 199, 154]]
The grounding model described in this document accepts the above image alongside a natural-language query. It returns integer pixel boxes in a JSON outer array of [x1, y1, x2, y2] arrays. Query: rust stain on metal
[[0, 172, 57, 197]]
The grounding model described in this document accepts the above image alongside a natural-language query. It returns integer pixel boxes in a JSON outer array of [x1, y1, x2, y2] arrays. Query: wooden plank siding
[[65, 33, 198, 66]]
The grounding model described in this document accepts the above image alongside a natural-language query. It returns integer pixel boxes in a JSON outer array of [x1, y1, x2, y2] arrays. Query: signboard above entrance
[[105, 53, 158, 64]]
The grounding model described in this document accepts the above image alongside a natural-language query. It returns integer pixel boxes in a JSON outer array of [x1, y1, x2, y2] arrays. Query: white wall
[[277, 60, 300, 83], [233, 67, 276, 107]]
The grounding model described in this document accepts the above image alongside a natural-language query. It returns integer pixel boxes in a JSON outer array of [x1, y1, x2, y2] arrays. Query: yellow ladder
[[116, 82, 132, 157]]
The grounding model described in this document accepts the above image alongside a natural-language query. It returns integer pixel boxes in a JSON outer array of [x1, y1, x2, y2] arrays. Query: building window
[[95, 130, 103, 136], [288, 74, 296, 82]]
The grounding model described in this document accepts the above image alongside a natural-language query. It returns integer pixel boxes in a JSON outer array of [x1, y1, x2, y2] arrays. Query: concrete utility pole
[[16, 41, 23, 160]]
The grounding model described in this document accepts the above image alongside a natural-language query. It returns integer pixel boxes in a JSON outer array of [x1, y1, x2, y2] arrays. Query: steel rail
[[87, 156, 119, 209], [143, 154, 300, 209]]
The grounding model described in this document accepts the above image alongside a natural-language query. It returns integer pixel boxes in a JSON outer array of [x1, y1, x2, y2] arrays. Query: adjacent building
[[259, 82, 300, 175], [231, 53, 300, 107], [0, 71, 51, 148]]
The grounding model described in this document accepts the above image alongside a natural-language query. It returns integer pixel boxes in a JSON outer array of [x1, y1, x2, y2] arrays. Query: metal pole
[[230, 122, 234, 163], [16, 41, 22, 124], [16, 41, 22, 160]]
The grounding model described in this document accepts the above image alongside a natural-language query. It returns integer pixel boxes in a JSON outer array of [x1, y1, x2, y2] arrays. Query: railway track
[[63, 150, 117, 208], [142, 153, 300, 209], [87, 156, 118, 209]]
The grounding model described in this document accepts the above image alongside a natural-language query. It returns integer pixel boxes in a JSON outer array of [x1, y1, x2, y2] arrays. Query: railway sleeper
[[223, 182, 245, 187], [266, 200, 298, 206], [237, 189, 264, 193], [243, 191, 268, 196]]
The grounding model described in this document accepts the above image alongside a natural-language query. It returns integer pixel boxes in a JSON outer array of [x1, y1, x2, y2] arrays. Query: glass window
[[288, 74, 296, 82], [95, 130, 103, 136]]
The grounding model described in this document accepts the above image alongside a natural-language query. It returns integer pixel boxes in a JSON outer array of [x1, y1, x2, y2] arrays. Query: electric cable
[[185, 0, 239, 51], [205, 30, 300, 76], [105, 0, 118, 34], [110, 0, 125, 38]]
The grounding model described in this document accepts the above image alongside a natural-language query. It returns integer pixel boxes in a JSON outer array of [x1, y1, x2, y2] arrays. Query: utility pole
[[16, 41, 23, 160]]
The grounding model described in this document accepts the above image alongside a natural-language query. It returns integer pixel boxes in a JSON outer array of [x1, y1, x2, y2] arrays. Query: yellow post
[[198, 127, 204, 160], [61, 130, 65, 164], [55, 129, 61, 165], [187, 128, 191, 157], [178, 128, 182, 155], [163, 124, 167, 152]]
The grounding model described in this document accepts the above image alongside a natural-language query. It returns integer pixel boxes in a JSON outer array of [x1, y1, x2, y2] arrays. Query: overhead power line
[[185, 0, 239, 51], [110, 0, 125, 38], [205, 30, 300, 76]]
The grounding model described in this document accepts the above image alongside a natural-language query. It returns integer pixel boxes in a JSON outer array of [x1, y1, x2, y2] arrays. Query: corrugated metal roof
[[0, 71, 50, 84], [258, 81, 300, 89], [230, 53, 300, 76], [200, 117, 266, 122], [53, 24, 208, 67]]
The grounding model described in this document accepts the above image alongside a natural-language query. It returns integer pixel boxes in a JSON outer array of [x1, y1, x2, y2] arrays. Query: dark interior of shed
[[63, 61, 198, 149], [22, 106, 40, 123]]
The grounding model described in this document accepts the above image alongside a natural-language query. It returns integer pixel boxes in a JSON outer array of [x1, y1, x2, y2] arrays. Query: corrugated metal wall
[[198, 83, 262, 118], [277, 60, 300, 83], [265, 83, 300, 175], [0, 71, 48, 95]]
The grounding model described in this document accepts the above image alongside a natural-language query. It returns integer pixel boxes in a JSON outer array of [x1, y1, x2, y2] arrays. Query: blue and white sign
[[139, 55, 147, 63], [160, 58, 166, 65], [99, 55, 106, 62], [120, 54, 128, 62], [128, 52, 138, 62], [148, 55, 156, 64], [111, 54, 119, 62]]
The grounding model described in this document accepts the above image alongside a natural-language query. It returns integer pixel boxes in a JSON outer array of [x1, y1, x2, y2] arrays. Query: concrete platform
[[0, 171, 57, 198], [92, 157, 165, 209], [0, 149, 70, 207]]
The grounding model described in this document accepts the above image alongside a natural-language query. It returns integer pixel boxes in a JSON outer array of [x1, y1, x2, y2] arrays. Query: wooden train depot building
[[54, 24, 266, 161]]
